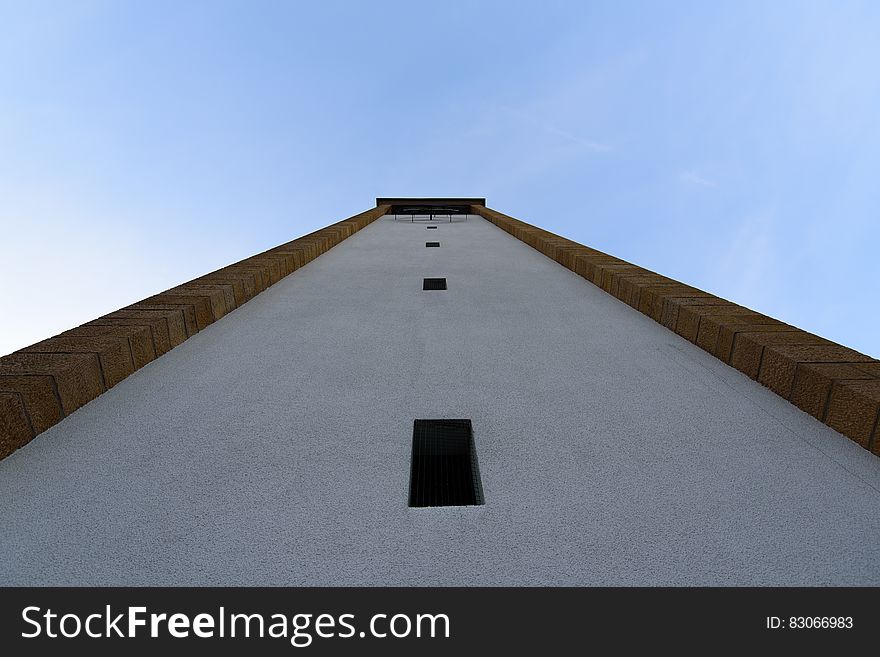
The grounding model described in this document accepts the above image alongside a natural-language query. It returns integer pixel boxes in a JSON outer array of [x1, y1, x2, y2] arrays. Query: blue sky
[[1, 0, 878, 357]]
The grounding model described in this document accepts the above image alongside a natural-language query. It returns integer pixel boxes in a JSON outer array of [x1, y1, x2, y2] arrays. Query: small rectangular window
[[408, 419, 484, 507], [422, 278, 447, 290]]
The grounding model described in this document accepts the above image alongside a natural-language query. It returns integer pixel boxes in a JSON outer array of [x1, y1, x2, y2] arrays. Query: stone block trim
[[20, 336, 135, 389], [825, 380, 880, 453], [0, 204, 390, 460], [0, 353, 105, 418], [86, 316, 174, 356], [0, 392, 32, 458], [0, 376, 63, 434], [63, 325, 157, 370], [473, 204, 880, 456]]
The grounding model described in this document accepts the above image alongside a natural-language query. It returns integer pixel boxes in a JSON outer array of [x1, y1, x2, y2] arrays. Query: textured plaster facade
[[2, 213, 879, 585]]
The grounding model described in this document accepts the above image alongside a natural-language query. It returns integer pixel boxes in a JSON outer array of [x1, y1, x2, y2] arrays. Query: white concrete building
[[1, 198, 879, 585]]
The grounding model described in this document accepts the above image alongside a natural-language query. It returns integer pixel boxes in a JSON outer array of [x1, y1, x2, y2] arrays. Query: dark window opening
[[408, 419, 484, 507], [426, 242, 440, 247], [423, 278, 447, 290]]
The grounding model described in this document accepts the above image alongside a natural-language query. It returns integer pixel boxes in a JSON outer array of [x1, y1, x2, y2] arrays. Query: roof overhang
[[376, 197, 485, 208], [377, 197, 485, 216]]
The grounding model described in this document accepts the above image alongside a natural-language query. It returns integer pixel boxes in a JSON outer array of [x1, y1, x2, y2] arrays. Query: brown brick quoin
[[790, 363, 879, 421], [152, 289, 226, 325], [256, 249, 298, 275], [554, 244, 597, 271], [172, 283, 237, 314], [631, 280, 704, 322], [106, 309, 188, 348], [609, 273, 658, 307], [597, 264, 649, 295], [212, 265, 269, 294], [63, 325, 157, 369], [714, 321, 796, 363], [695, 314, 786, 358], [0, 375, 63, 434], [277, 241, 316, 264], [252, 253, 292, 280], [854, 362, 880, 376], [129, 302, 200, 336], [824, 380, 880, 452], [582, 258, 631, 287], [0, 204, 389, 461], [674, 304, 759, 344], [0, 353, 104, 416], [195, 273, 256, 305], [20, 335, 135, 389], [195, 276, 248, 306], [238, 256, 284, 285], [757, 344, 875, 400], [658, 295, 724, 330], [0, 392, 33, 459], [616, 276, 677, 310], [640, 287, 715, 323], [471, 203, 880, 457], [538, 237, 582, 262], [87, 315, 173, 356], [150, 291, 226, 328], [573, 255, 628, 285], [730, 331, 834, 380], [273, 243, 313, 267], [271, 247, 306, 272], [570, 247, 622, 278]]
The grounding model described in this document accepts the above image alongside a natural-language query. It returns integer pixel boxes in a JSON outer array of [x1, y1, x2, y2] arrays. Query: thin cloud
[[711, 209, 776, 306], [680, 171, 717, 187], [502, 106, 611, 152]]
